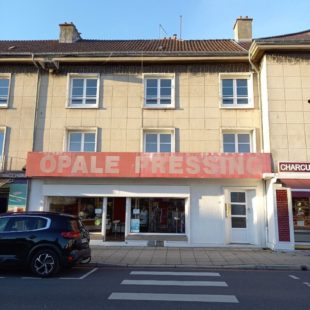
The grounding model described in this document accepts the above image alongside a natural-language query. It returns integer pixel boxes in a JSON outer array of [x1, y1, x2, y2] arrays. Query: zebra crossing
[[108, 270, 239, 304]]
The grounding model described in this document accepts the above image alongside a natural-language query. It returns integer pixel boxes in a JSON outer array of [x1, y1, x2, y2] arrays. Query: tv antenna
[[159, 24, 168, 39]]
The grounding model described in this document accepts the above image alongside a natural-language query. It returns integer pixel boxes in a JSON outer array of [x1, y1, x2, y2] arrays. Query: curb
[[88, 262, 310, 271]]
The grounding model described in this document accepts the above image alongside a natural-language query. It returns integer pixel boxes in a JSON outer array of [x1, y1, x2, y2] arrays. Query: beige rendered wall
[[0, 71, 37, 171], [36, 69, 261, 153], [266, 54, 310, 169]]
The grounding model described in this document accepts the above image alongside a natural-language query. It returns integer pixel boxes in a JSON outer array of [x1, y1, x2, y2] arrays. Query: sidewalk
[[90, 245, 310, 271]]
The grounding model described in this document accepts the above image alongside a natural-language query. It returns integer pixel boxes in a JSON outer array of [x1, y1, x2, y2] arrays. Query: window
[[130, 198, 185, 233], [220, 75, 253, 108], [223, 133, 251, 153], [144, 76, 174, 108], [3, 217, 48, 232], [144, 131, 174, 152], [68, 75, 99, 108], [230, 192, 247, 228], [0, 77, 10, 107], [68, 131, 96, 152], [0, 128, 6, 162]]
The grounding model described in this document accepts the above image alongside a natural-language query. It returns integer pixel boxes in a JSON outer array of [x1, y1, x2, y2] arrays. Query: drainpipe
[[249, 53, 270, 247], [26, 54, 42, 211]]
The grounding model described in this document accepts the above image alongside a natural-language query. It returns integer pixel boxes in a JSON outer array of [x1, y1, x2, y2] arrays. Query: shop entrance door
[[105, 197, 126, 241], [228, 191, 249, 243]]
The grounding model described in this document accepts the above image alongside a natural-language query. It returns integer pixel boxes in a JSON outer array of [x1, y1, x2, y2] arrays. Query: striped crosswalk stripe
[[109, 292, 239, 303], [122, 279, 227, 287], [130, 271, 220, 277]]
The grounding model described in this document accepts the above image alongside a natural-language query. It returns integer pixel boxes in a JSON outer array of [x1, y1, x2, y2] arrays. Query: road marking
[[79, 267, 98, 279], [303, 282, 310, 287], [59, 267, 98, 280], [21, 277, 41, 280], [109, 292, 239, 303], [0, 277, 5, 279], [130, 271, 220, 277], [289, 275, 300, 280], [121, 279, 227, 287]]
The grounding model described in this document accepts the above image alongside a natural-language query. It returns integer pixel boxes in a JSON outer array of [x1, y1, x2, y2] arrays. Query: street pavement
[[90, 244, 310, 270]]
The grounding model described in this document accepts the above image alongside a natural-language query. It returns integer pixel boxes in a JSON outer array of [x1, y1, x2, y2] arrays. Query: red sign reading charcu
[[26, 152, 271, 179]]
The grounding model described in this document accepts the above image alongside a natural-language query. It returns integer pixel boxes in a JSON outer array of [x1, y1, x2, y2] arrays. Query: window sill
[[220, 106, 254, 109], [143, 106, 176, 110], [66, 106, 99, 109]]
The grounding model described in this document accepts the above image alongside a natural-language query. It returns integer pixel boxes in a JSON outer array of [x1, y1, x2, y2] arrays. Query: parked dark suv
[[0, 212, 91, 277]]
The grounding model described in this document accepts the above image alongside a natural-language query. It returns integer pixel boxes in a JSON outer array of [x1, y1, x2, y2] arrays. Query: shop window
[[130, 198, 185, 234], [222, 132, 252, 153], [49, 197, 103, 232], [144, 76, 175, 108], [67, 131, 97, 152], [144, 131, 174, 152], [0, 77, 10, 107], [292, 196, 310, 243], [220, 74, 253, 108], [68, 74, 99, 108]]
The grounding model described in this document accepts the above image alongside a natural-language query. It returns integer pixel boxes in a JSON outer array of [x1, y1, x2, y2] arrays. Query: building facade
[[0, 18, 308, 249], [250, 30, 310, 250]]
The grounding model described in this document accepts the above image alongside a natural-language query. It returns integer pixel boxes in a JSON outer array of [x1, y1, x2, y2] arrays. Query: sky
[[0, 0, 309, 41]]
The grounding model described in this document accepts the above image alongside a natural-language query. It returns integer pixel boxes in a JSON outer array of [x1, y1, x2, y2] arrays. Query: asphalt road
[[0, 266, 309, 310]]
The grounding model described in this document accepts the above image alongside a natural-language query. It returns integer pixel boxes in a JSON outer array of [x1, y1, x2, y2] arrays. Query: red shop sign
[[26, 152, 272, 179]]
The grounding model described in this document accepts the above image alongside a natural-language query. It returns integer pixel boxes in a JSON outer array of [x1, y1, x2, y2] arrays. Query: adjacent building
[[0, 18, 308, 250], [250, 30, 310, 249]]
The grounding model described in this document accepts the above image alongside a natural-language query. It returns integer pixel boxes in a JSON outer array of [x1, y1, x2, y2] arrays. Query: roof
[[256, 29, 310, 43], [0, 38, 249, 57]]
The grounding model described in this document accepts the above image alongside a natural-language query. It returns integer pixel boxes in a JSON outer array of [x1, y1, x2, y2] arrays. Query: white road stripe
[[289, 275, 300, 280], [21, 277, 41, 280], [130, 271, 220, 277], [79, 267, 98, 279], [303, 282, 310, 287], [0, 277, 5, 279], [109, 292, 239, 303], [59, 267, 98, 280], [121, 279, 227, 287]]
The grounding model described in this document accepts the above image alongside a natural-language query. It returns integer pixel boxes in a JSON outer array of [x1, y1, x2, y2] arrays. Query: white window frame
[[0, 74, 11, 108], [221, 129, 256, 153], [67, 73, 100, 108], [143, 74, 175, 109], [219, 73, 253, 108], [142, 128, 175, 153], [66, 128, 98, 152], [0, 127, 7, 170]]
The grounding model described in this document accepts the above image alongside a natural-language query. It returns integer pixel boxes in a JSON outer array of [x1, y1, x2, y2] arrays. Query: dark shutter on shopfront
[[276, 189, 290, 242]]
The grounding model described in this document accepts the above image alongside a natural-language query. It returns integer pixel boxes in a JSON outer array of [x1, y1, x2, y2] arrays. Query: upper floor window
[[220, 74, 253, 108], [223, 132, 252, 153], [144, 76, 175, 108], [67, 131, 97, 152], [144, 130, 174, 152], [68, 74, 99, 108], [0, 77, 10, 107], [0, 128, 6, 161]]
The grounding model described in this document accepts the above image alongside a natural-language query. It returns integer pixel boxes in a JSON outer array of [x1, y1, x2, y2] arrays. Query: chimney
[[233, 16, 253, 42], [59, 22, 81, 43]]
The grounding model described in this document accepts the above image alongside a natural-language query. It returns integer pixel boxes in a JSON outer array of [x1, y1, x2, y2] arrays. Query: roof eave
[[0, 53, 249, 64], [249, 41, 310, 63]]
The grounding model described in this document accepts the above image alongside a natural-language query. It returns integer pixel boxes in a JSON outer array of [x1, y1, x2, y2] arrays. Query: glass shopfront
[[292, 193, 310, 243], [49, 196, 103, 233], [130, 198, 185, 234]]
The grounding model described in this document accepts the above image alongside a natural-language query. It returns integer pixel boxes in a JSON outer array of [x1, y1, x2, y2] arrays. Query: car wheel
[[30, 249, 60, 277]]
